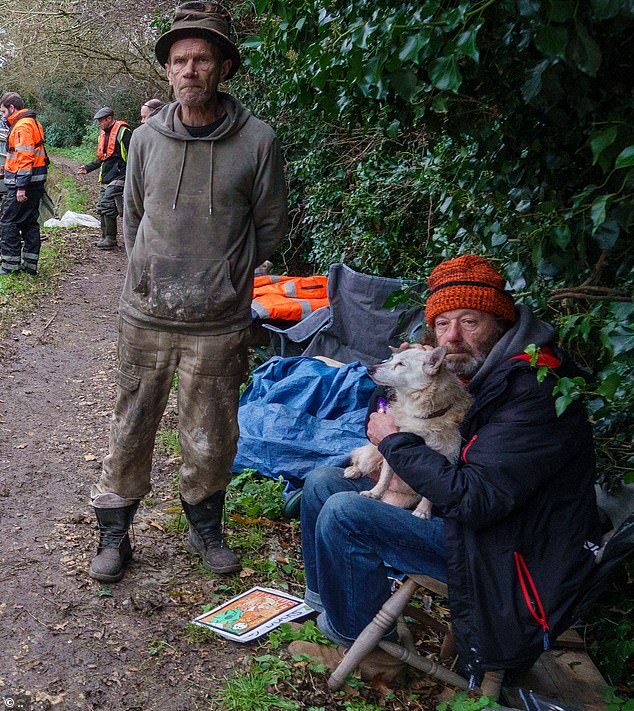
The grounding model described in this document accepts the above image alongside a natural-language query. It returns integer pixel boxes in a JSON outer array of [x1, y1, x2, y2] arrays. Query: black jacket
[[84, 123, 131, 184], [378, 305, 603, 679]]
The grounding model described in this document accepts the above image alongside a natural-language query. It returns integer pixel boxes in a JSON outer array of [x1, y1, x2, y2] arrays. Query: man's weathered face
[[433, 309, 504, 378], [97, 116, 115, 130], [166, 37, 232, 108], [0, 104, 14, 120]]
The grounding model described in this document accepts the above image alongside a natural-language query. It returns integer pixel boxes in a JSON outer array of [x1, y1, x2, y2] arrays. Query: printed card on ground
[[193, 586, 313, 642]]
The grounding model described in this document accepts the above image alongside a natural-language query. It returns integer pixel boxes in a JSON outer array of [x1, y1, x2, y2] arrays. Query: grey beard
[[424, 324, 505, 379], [444, 352, 488, 379]]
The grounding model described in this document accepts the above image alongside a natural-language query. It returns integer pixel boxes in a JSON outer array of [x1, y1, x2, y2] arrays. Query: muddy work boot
[[181, 491, 241, 574], [93, 215, 117, 250], [89, 503, 138, 582]]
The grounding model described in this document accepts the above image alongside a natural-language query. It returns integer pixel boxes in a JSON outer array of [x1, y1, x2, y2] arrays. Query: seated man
[[293, 254, 603, 685]]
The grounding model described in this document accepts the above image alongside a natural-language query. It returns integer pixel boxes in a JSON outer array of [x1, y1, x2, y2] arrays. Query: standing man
[[0, 92, 48, 276], [89, 1, 288, 583], [78, 107, 131, 250]]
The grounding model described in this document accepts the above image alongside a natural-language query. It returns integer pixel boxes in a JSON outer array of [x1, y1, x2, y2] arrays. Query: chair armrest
[[262, 305, 331, 344]]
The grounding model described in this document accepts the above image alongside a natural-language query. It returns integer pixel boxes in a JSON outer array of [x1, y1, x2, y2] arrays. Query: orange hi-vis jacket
[[3, 109, 48, 189], [252, 275, 329, 321], [97, 120, 129, 161]]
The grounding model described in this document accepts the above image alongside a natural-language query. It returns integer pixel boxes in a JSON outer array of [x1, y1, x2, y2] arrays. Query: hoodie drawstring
[[172, 141, 188, 210], [209, 141, 214, 215], [171, 139, 215, 215]]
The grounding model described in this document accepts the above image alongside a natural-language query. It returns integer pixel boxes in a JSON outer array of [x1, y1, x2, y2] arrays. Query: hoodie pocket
[[135, 256, 238, 323]]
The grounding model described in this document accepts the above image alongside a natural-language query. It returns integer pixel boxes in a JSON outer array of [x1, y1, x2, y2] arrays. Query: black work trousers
[[0, 185, 45, 274]]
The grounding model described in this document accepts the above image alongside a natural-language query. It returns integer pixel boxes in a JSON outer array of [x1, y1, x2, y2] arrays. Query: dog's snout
[[367, 365, 377, 376]]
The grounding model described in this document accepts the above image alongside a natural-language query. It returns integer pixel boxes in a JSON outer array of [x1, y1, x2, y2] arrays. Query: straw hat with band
[[155, 1, 241, 79], [425, 254, 517, 326]]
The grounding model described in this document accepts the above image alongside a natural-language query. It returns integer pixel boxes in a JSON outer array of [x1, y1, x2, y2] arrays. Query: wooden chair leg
[[327, 578, 419, 690], [378, 640, 470, 689]]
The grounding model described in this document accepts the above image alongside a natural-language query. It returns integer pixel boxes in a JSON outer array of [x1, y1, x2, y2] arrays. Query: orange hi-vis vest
[[3, 109, 48, 189], [252, 275, 329, 321], [97, 120, 129, 160]]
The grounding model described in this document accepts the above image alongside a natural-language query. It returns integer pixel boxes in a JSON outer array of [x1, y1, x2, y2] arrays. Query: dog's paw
[[343, 466, 361, 479], [412, 508, 432, 519], [360, 489, 382, 500], [412, 498, 433, 519]]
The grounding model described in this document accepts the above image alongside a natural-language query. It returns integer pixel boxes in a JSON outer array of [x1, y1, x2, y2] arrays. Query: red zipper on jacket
[[514, 552, 551, 650], [461, 434, 478, 463]]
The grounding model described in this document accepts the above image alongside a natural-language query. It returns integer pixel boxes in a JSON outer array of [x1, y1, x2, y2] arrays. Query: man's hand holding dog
[[367, 409, 399, 446]]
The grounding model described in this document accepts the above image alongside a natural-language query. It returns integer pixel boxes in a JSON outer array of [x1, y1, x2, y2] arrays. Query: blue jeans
[[301, 466, 448, 647]]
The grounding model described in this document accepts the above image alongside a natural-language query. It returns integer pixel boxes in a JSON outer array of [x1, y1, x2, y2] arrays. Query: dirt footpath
[[0, 243, 251, 710]]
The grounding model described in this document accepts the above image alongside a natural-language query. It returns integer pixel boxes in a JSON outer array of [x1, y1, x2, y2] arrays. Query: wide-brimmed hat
[[155, 1, 240, 79], [425, 254, 517, 326], [93, 106, 114, 120]]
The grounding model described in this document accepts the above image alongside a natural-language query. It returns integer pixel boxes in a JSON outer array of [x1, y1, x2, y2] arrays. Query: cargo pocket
[[116, 368, 141, 392], [118, 321, 159, 369]]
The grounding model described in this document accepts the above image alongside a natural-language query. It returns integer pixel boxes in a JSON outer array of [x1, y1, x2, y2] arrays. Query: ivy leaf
[[429, 55, 462, 93], [389, 70, 419, 100], [399, 34, 425, 64], [547, 0, 575, 22], [456, 25, 481, 62], [569, 21, 602, 76], [534, 25, 568, 58], [615, 145, 634, 169], [432, 94, 449, 113], [593, 220, 620, 249], [551, 225, 571, 248], [555, 395, 573, 417], [597, 372, 621, 399], [522, 59, 550, 102], [589, 126, 617, 165], [242, 35, 262, 49], [590, 194, 610, 231]]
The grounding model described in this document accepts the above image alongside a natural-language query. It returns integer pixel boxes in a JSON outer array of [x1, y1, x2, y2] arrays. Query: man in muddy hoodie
[[89, 1, 288, 583]]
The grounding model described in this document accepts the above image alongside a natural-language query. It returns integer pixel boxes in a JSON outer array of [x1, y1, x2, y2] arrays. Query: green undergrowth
[[45, 161, 92, 215], [0, 230, 87, 339], [50, 124, 100, 166]]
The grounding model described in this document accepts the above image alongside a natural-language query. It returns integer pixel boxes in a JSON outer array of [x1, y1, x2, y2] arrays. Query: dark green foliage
[[230, 1, 634, 689], [232, 0, 633, 490], [38, 82, 92, 147]]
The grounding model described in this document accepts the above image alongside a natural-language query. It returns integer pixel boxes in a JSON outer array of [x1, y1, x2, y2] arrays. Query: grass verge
[[0, 229, 89, 340]]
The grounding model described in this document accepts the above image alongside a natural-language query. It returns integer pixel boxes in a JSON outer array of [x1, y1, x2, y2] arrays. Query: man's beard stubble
[[422, 326, 505, 379]]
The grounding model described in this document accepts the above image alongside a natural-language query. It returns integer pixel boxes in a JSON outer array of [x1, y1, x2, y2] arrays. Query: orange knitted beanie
[[425, 254, 517, 326]]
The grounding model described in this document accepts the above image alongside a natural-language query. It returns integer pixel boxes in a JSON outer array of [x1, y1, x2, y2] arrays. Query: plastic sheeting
[[43, 211, 100, 228], [233, 356, 375, 491]]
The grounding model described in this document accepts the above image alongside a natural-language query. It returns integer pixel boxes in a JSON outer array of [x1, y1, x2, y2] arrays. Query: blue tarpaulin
[[233, 356, 375, 491]]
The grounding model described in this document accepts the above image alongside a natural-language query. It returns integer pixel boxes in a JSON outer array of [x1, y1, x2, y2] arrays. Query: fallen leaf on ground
[[84, 453, 97, 461]]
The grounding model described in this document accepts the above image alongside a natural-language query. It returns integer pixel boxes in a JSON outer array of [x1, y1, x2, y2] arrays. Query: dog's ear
[[423, 346, 447, 375], [388, 346, 400, 353]]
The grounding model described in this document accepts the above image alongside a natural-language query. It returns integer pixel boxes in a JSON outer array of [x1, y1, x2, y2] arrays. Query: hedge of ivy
[[233, 0, 632, 494]]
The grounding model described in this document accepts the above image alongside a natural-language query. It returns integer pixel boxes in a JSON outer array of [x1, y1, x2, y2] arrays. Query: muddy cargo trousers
[[91, 320, 249, 509]]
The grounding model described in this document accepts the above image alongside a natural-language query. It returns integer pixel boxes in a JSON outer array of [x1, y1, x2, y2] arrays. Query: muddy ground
[[0, 158, 453, 711], [0, 163, 262, 711]]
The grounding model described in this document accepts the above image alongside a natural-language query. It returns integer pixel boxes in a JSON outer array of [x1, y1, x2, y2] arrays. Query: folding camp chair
[[263, 263, 425, 364], [327, 513, 634, 701]]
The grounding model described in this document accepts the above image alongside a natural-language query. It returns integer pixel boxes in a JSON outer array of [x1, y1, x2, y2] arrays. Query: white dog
[[344, 346, 473, 518]]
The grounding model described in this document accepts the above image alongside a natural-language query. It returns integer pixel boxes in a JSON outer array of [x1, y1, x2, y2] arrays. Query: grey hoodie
[[120, 94, 288, 334]]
